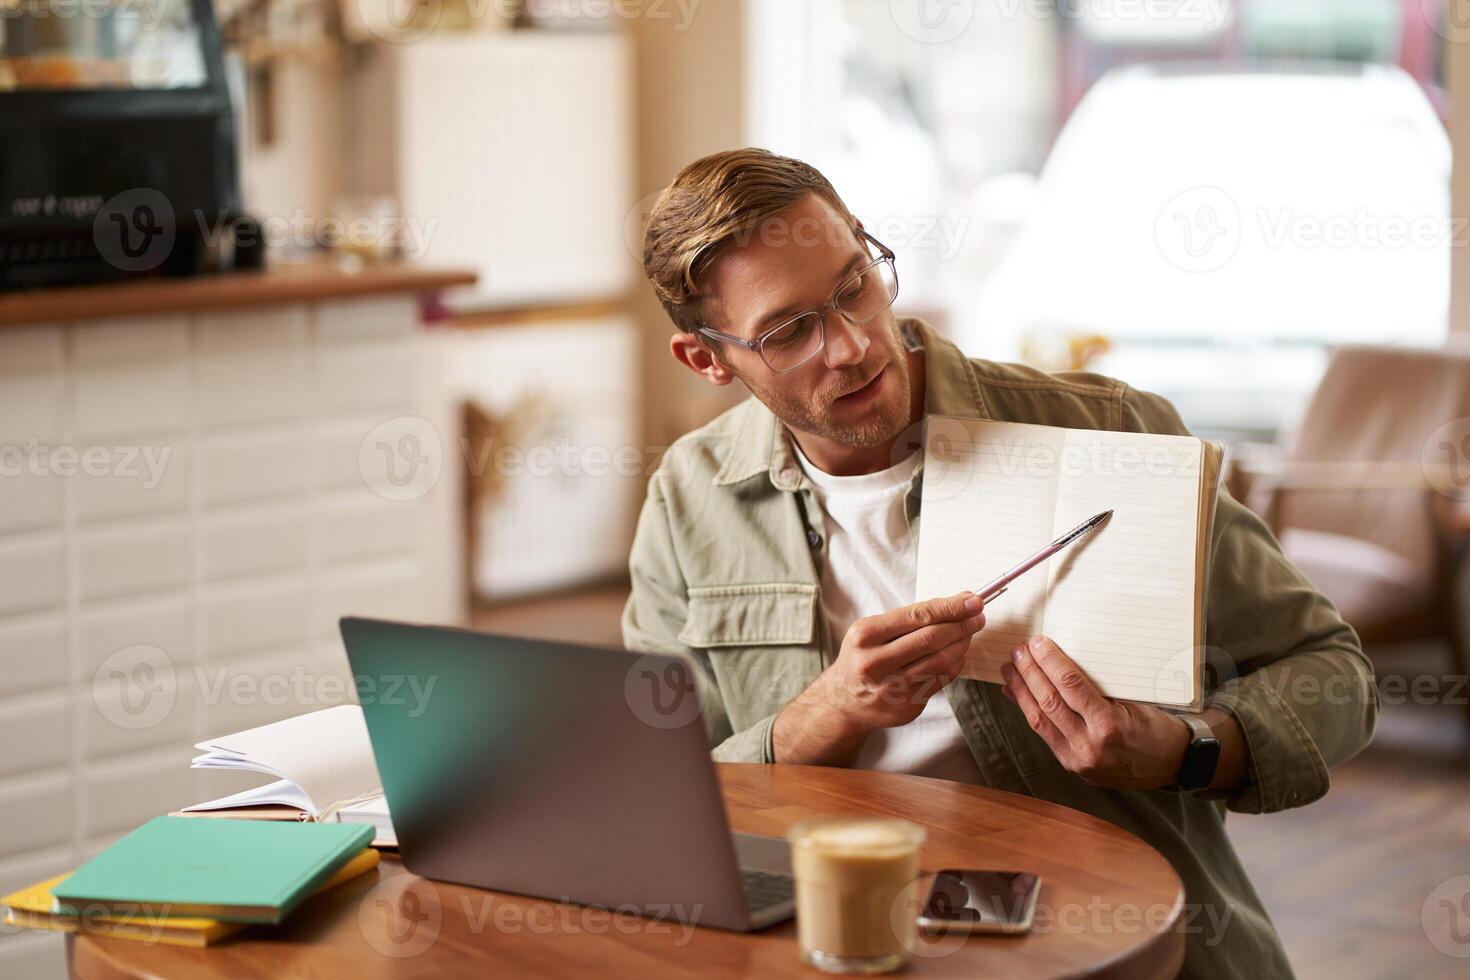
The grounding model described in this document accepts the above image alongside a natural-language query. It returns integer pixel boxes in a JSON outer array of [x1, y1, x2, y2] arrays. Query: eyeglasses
[[696, 228, 899, 374]]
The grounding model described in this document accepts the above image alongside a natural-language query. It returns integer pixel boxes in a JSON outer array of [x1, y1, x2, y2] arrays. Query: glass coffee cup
[[786, 816, 926, 974]]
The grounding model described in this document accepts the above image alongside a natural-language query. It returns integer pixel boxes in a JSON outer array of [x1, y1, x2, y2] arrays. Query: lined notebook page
[[1039, 428, 1202, 706], [915, 418, 1204, 707], [915, 418, 1063, 681]]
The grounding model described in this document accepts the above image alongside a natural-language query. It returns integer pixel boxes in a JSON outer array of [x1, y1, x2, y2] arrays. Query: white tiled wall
[[0, 297, 463, 979]]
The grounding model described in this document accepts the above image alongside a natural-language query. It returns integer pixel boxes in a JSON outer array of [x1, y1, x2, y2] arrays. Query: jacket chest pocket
[[678, 583, 824, 731]]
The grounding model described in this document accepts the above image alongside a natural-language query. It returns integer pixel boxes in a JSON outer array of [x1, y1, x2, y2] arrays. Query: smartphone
[[917, 870, 1042, 934]]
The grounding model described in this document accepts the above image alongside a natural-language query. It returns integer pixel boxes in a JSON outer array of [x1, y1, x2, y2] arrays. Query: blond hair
[[641, 148, 856, 333]]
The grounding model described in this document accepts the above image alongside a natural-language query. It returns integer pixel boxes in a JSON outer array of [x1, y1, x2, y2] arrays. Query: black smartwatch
[[1169, 714, 1221, 792]]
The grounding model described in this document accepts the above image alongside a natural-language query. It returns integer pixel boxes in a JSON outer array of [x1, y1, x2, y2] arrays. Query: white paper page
[[1040, 429, 1202, 705], [334, 795, 398, 847], [914, 418, 1063, 682], [191, 705, 382, 816], [182, 778, 315, 813], [915, 418, 1204, 706]]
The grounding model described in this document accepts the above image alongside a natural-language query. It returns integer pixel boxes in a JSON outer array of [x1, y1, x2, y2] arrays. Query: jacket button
[[807, 529, 822, 548]]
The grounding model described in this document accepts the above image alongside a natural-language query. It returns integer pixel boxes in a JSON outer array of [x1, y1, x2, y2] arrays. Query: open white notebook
[[179, 705, 397, 846], [915, 416, 1223, 708]]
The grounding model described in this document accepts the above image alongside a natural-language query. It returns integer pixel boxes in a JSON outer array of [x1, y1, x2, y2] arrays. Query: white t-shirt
[[792, 441, 984, 785]]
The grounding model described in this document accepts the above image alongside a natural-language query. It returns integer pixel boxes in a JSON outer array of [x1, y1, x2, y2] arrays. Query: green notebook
[[53, 816, 374, 924]]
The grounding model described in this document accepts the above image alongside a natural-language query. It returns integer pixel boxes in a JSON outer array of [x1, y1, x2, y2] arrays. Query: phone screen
[[920, 870, 1042, 931]]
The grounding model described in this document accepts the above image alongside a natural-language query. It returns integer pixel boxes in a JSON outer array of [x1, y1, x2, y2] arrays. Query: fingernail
[[964, 594, 983, 612], [1000, 663, 1014, 683], [1012, 646, 1025, 664], [1029, 636, 1045, 654]]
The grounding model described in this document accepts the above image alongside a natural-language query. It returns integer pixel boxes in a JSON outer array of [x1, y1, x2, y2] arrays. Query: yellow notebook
[[2, 847, 379, 948]]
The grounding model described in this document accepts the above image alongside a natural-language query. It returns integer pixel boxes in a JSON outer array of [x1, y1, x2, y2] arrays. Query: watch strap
[[1169, 713, 1221, 792], [1178, 714, 1214, 741]]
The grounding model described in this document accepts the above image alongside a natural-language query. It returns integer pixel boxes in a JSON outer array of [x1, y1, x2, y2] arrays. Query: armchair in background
[[1227, 344, 1470, 732]]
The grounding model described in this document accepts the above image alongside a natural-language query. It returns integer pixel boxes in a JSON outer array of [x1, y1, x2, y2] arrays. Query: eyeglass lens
[[758, 258, 898, 372]]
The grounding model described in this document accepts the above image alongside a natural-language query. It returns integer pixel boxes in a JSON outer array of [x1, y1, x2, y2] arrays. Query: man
[[622, 148, 1376, 977]]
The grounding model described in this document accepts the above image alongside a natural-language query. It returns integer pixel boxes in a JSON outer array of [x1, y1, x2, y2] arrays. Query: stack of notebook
[[2, 816, 378, 948], [178, 705, 398, 847]]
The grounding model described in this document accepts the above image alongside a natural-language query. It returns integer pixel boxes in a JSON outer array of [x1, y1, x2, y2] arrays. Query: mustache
[[828, 364, 883, 400]]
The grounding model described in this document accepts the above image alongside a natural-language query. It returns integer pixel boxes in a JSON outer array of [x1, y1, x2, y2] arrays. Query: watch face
[[1181, 736, 1222, 791]]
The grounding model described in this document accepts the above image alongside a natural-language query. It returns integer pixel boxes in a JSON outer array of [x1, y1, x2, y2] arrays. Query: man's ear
[[670, 331, 737, 386]]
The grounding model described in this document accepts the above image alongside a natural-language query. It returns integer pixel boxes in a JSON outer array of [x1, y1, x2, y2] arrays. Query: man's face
[[700, 194, 911, 450]]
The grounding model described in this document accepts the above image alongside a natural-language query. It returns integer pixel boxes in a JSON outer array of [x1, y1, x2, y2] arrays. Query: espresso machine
[[0, 0, 258, 289]]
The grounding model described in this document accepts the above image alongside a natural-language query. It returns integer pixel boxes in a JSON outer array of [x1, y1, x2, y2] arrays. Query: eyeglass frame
[[694, 227, 899, 374]]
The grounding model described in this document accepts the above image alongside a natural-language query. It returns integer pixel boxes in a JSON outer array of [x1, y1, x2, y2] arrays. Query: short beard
[[740, 321, 912, 451]]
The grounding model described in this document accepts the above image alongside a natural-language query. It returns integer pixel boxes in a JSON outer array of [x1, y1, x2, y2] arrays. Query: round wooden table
[[69, 765, 1184, 979]]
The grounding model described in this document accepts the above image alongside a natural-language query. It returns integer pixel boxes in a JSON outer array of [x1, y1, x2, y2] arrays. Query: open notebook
[[915, 416, 1224, 708], [179, 705, 397, 846]]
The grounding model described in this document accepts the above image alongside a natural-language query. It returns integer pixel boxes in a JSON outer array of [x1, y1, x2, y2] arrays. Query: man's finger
[[1025, 635, 1112, 726], [878, 611, 985, 671], [900, 635, 972, 687], [1001, 665, 1068, 753], [1010, 642, 1086, 739], [856, 592, 982, 646]]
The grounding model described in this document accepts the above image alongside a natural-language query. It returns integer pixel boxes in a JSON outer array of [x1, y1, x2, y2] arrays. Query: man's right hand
[[772, 591, 987, 766]]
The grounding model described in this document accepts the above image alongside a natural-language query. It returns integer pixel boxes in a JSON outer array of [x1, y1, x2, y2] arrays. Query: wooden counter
[[0, 259, 477, 328]]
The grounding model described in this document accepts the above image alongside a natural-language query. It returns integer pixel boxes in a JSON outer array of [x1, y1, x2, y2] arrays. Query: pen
[[975, 510, 1113, 603]]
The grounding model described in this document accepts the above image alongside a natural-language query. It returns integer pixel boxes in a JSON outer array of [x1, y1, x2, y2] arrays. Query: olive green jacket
[[622, 318, 1377, 978]]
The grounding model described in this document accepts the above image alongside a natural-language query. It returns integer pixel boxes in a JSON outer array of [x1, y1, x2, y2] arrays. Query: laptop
[[339, 617, 796, 931]]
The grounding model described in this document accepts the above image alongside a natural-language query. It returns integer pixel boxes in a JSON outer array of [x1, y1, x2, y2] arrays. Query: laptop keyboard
[[741, 868, 796, 910]]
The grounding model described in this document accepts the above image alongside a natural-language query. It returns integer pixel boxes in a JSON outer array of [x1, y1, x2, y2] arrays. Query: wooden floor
[[1226, 640, 1470, 980], [472, 585, 1470, 980], [471, 582, 631, 649]]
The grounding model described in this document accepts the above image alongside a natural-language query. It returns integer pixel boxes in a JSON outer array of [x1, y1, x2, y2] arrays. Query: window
[[748, 0, 1451, 439]]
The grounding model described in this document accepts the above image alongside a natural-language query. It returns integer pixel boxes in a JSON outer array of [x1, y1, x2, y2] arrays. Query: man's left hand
[[1000, 635, 1190, 790]]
